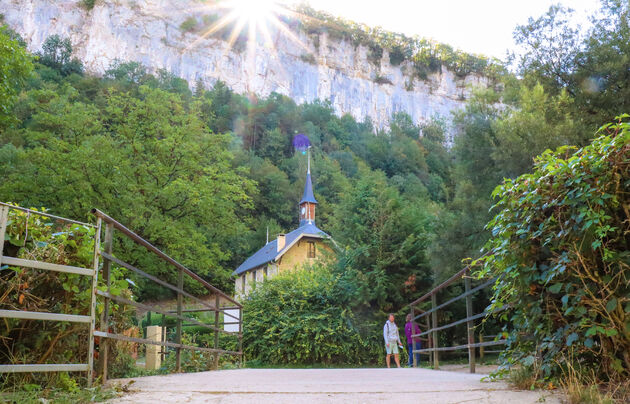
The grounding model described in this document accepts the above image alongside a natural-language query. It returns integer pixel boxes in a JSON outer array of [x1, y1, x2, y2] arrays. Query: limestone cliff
[[1, 0, 488, 136]]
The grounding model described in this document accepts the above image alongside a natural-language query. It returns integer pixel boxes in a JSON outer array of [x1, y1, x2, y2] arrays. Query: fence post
[[0, 206, 8, 264], [431, 293, 439, 369], [176, 268, 183, 372], [161, 313, 166, 362], [410, 306, 417, 368], [426, 315, 432, 367], [213, 295, 220, 370], [87, 218, 102, 387], [97, 222, 114, 382], [238, 307, 243, 368], [465, 276, 476, 373]]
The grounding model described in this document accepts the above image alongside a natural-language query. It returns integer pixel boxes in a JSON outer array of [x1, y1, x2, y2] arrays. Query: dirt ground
[[107, 367, 561, 403]]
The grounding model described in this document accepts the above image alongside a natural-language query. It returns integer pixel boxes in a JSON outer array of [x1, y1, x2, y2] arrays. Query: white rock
[[1, 0, 490, 142]]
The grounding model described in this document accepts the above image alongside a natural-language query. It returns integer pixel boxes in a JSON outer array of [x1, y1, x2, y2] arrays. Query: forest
[[0, 0, 628, 399]]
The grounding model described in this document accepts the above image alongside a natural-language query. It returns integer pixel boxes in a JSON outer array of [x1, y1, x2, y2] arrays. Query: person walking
[[383, 313, 402, 368], [405, 313, 421, 367]]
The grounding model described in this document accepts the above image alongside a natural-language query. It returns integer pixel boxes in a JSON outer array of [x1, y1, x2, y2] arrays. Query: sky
[[284, 0, 601, 60]]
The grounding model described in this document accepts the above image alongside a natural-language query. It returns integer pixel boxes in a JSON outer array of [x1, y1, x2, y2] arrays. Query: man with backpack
[[383, 313, 402, 368]]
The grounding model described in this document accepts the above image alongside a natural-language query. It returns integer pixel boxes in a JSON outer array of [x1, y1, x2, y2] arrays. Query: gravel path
[[108, 368, 561, 403]]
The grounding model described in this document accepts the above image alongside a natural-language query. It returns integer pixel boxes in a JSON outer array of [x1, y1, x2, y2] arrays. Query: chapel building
[[233, 163, 332, 298]]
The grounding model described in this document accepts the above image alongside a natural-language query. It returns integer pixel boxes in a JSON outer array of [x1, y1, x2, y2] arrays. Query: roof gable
[[233, 223, 329, 276]]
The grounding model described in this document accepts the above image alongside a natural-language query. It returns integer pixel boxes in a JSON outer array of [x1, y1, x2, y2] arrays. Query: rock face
[[1, 0, 487, 137]]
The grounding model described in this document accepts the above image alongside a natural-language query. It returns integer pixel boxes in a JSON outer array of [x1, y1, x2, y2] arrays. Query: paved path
[[108, 368, 560, 403]]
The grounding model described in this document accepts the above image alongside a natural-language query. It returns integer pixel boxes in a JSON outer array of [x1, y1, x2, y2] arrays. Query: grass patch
[[559, 360, 629, 404], [0, 385, 117, 404]]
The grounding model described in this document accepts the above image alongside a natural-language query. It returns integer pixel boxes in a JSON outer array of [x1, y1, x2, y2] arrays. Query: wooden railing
[[408, 254, 505, 373], [0, 203, 242, 385], [91, 209, 243, 382], [0, 203, 101, 382]]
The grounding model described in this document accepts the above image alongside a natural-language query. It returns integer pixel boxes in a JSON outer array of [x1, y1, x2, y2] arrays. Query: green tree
[[0, 83, 253, 295], [37, 35, 83, 76], [0, 27, 33, 126]]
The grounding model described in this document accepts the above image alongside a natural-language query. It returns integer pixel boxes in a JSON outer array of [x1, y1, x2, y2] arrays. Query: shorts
[[385, 341, 399, 355]]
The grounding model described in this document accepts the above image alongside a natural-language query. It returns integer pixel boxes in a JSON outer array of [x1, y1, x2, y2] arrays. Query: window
[[252, 270, 257, 285], [241, 275, 245, 293], [264, 266, 268, 278], [307, 241, 316, 258]]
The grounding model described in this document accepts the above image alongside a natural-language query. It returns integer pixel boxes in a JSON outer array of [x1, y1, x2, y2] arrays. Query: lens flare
[[183, 0, 312, 53], [231, 0, 278, 25]]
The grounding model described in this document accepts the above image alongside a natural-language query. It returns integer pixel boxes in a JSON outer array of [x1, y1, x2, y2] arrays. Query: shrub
[[242, 266, 382, 366], [180, 17, 198, 33], [373, 74, 393, 85], [299, 53, 317, 65], [478, 117, 630, 383], [367, 44, 383, 66], [81, 0, 96, 10]]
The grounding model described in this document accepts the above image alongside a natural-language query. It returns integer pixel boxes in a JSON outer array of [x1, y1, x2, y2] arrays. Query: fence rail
[[408, 253, 505, 373], [91, 209, 243, 382], [0, 203, 243, 385], [0, 203, 100, 383]]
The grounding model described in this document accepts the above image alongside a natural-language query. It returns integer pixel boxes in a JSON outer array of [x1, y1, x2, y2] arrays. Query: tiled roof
[[232, 222, 329, 276]]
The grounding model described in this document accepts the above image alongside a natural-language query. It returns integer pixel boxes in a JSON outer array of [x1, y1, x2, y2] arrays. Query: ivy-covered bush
[[478, 118, 630, 382], [242, 266, 382, 366]]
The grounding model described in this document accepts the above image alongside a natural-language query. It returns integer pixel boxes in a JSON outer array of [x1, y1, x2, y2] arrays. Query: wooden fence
[[408, 255, 505, 373], [0, 203, 242, 385]]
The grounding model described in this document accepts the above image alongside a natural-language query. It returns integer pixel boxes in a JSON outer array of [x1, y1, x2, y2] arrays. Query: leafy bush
[[478, 117, 630, 383], [81, 0, 96, 10], [180, 17, 198, 33], [373, 74, 392, 85], [242, 266, 382, 365], [299, 53, 317, 65]]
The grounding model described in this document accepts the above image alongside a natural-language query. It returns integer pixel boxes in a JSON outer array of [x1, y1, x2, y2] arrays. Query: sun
[[230, 0, 279, 26], [184, 0, 309, 55]]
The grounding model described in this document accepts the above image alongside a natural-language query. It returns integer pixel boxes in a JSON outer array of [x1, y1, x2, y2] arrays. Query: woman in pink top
[[405, 313, 421, 367]]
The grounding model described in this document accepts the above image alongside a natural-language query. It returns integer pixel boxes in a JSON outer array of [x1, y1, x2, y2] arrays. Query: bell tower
[[299, 150, 317, 226]]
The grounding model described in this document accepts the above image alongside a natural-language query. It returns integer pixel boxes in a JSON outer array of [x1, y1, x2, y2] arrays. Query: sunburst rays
[[182, 1, 311, 56]]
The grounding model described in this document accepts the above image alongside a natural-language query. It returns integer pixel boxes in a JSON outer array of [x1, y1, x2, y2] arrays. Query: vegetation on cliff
[[292, 4, 506, 81]]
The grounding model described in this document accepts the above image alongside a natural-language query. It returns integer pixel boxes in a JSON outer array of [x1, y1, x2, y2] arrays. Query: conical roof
[[300, 172, 318, 204]]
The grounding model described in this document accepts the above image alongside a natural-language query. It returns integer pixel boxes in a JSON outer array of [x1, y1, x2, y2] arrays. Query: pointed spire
[[300, 149, 317, 205]]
